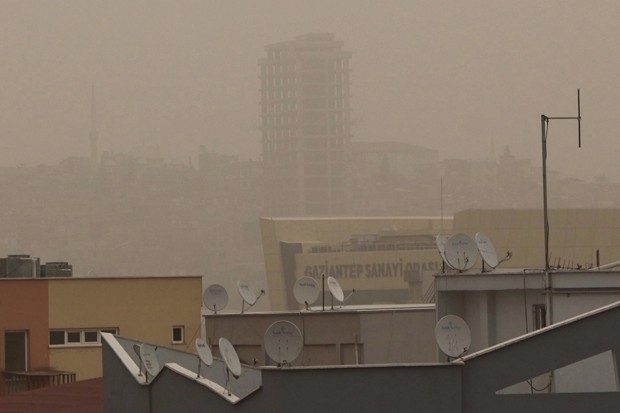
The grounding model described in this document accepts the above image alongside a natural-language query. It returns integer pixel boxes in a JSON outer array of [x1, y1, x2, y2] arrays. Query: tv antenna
[[541, 89, 582, 272]]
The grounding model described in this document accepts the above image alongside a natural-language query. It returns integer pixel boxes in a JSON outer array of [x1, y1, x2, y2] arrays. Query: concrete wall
[[146, 365, 456, 413], [205, 306, 437, 367], [461, 303, 620, 412], [436, 270, 620, 393], [114, 354, 462, 413], [102, 343, 150, 413], [104, 303, 620, 413]]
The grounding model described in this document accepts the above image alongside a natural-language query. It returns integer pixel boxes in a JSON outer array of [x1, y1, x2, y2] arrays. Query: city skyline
[[2, 1, 620, 182]]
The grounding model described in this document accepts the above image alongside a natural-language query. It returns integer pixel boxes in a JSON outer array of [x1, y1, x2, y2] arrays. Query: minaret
[[89, 83, 98, 170]]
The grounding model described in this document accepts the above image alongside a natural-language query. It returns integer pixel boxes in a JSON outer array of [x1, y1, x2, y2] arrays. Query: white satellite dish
[[293, 277, 320, 307], [327, 276, 345, 302], [237, 280, 258, 305], [436, 234, 450, 259], [435, 315, 472, 358], [475, 232, 499, 269], [203, 284, 229, 313], [444, 233, 479, 271], [139, 344, 161, 378], [218, 337, 242, 378], [195, 338, 213, 366], [236, 280, 265, 313], [264, 320, 303, 365]]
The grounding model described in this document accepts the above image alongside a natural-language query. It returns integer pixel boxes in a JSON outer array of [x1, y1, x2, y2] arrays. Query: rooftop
[[0, 378, 102, 413]]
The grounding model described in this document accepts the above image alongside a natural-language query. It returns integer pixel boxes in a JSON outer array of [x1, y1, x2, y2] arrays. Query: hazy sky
[[2, 1, 619, 180]]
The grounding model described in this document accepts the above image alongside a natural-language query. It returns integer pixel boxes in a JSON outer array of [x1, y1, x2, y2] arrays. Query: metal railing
[[2, 370, 76, 395]]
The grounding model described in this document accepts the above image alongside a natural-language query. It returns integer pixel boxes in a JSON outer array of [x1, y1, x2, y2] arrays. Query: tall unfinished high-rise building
[[260, 34, 352, 216]]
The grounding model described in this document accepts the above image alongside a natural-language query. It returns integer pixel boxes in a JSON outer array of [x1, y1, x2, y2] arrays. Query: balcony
[[2, 370, 76, 395]]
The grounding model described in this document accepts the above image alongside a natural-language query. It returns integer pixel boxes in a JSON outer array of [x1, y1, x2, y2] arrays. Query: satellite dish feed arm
[[343, 289, 356, 303], [240, 289, 266, 313], [498, 251, 512, 266]]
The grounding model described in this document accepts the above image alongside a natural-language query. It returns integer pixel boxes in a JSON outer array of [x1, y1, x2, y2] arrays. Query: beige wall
[[48, 276, 202, 380], [452, 209, 620, 269]]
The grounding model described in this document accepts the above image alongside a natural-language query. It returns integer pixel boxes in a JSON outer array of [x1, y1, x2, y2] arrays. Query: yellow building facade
[[47, 276, 202, 381]]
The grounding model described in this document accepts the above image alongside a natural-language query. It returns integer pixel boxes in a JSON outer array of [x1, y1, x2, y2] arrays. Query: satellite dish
[[139, 344, 161, 378], [218, 337, 242, 378], [203, 284, 228, 313], [133, 344, 144, 376], [435, 315, 471, 358], [327, 276, 344, 302], [237, 280, 258, 305], [195, 338, 213, 366], [264, 320, 303, 365], [436, 234, 450, 259], [293, 277, 320, 307], [444, 233, 479, 271], [236, 280, 265, 313], [475, 232, 499, 269]]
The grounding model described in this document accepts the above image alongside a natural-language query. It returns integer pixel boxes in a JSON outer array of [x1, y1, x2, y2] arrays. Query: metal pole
[[540, 89, 582, 328], [322, 273, 325, 311], [541, 115, 550, 272]]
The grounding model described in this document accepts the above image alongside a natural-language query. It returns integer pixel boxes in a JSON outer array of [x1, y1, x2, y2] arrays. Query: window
[[67, 331, 81, 344], [84, 331, 99, 343], [172, 326, 184, 344], [49, 328, 118, 347], [49, 331, 65, 346]]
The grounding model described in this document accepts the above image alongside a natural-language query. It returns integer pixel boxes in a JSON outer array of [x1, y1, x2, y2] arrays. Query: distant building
[[259, 216, 451, 310], [0, 255, 72, 278], [347, 141, 440, 216], [260, 33, 352, 216]]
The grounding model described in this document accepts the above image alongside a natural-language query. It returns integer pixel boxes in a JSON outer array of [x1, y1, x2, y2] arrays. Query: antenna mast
[[541, 89, 582, 272], [540, 89, 582, 327]]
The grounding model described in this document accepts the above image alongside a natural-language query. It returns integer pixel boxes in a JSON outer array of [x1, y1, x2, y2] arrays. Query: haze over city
[[2, 0, 620, 181]]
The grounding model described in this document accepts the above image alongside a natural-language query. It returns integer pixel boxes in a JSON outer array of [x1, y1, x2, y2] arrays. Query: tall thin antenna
[[578, 89, 582, 148], [440, 177, 444, 234], [540, 88, 582, 326], [89, 83, 98, 170], [541, 89, 582, 271]]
